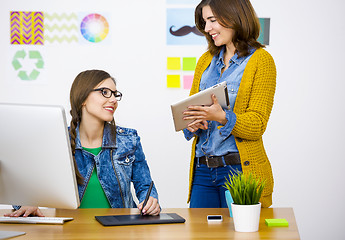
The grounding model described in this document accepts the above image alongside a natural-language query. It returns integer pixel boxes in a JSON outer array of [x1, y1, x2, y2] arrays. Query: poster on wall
[[44, 13, 79, 44], [9, 11, 45, 83], [78, 12, 110, 44], [10, 11, 43, 45], [166, 8, 206, 46], [7, 10, 111, 85], [9, 47, 46, 83], [258, 18, 270, 45]]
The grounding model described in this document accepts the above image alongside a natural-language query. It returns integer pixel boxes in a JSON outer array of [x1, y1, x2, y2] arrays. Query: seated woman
[[6, 70, 160, 217]]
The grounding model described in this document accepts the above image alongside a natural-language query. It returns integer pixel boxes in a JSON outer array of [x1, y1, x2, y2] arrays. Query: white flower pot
[[231, 202, 261, 232]]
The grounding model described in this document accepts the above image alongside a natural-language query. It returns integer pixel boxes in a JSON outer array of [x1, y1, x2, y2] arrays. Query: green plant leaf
[[223, 170, 266, 205]]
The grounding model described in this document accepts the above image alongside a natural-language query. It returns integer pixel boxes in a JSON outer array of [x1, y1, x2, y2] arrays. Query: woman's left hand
[[138, 196, 161, 216], [183, 94, 227, 126], [4, 206, 44, 217]]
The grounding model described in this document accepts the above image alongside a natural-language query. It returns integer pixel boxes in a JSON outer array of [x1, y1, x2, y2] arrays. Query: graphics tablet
[[170, 81, 230, 131], [95, 213, 185, 226]]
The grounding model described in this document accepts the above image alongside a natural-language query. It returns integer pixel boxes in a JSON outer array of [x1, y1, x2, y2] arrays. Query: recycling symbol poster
[[12, 49, 44, 81]]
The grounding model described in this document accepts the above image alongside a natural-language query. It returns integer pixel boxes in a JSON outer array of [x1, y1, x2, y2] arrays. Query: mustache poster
[[169, 25, 203, 37], [167, 8, 206, 45]]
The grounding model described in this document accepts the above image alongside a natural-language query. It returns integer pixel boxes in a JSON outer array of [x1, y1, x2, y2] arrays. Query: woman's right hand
[[4, 206, 44, 217], [184, 95, 226, 132]]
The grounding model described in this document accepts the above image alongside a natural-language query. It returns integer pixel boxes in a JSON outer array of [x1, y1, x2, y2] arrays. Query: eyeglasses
[[93, 87, 122, 101]]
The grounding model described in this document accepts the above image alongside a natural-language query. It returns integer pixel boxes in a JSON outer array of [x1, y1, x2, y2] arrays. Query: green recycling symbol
[[12, 50, 44, 80]]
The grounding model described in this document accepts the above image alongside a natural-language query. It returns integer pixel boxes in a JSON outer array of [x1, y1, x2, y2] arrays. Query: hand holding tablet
[[170, 82, 230, 131]]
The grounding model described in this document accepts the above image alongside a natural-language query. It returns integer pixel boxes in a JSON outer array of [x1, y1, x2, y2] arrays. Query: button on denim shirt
[[74, 123, 158, 208], [184, 47, 255, 157]]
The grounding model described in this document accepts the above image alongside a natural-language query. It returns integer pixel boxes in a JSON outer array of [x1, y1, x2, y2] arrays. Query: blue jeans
[[190, 163, 242, 208]]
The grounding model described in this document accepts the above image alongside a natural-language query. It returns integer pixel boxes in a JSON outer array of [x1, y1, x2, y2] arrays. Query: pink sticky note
[[183, 75, 193, 89]]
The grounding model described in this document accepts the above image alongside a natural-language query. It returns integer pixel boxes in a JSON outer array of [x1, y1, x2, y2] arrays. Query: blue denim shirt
[[184, 47, 255, 157], [74, 123, 158, 208]]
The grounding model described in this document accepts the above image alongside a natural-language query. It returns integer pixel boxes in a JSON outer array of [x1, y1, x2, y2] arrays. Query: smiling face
[[82, 77, 118, 124], [202, 5, 235, 51]]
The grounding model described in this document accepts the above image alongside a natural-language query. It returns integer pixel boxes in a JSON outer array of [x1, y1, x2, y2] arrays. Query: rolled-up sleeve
[[183, 128, 200, 141], [218, 110, 237, 138]]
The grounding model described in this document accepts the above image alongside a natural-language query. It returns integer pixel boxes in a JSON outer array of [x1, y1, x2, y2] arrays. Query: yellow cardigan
[[187, 48, 276, 207]]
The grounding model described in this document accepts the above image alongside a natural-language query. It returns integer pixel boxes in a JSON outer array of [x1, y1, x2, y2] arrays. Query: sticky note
[[183, 57, 197, 71], [265, 219, 289, 227], [167, 75, 180, 88], [167, 57, 181, 70], [183, 75, 193, 89]]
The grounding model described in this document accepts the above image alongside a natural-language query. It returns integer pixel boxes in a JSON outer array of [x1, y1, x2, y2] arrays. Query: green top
[[79, 147, 111, 208]]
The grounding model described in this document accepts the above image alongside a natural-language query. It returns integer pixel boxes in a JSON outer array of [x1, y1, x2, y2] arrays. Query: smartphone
[[207, 215, 223, 222]]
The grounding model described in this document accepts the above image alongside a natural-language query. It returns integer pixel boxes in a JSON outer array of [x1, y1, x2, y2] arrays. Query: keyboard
[[0, 216, 74, 225]]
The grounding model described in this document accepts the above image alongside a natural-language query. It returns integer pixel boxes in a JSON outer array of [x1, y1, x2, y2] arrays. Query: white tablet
[[170, 81, 230, 131]]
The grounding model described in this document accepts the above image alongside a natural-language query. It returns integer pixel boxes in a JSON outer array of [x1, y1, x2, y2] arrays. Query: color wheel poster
[[79, 12, 110, 44]]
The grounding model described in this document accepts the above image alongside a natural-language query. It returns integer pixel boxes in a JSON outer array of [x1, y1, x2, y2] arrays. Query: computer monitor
[[0, 103, 80, 209]]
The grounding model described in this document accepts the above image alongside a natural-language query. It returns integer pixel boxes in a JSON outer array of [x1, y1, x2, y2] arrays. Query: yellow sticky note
[[167, 57, 181, 70], [167, 75, 180, 88], [183, 57, 197, 71]]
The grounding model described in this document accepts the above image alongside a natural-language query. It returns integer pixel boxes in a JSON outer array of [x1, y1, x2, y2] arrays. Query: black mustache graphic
[[169, 25, 204, 37]]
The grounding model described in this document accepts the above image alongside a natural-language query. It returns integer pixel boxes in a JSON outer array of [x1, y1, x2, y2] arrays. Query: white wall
[[253, 0, 345, 239], [1, 1, 345, 239]]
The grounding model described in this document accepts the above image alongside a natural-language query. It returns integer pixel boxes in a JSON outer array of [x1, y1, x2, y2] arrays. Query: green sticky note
[[265, 219, 289, 227], [167, 75, 180, 88], [167, 57, 181, 70], [183, 57, 196, 71]]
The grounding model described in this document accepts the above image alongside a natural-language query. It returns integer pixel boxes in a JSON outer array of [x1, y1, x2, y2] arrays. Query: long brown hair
[[195, 0, 264, 57], [69, 70, 117, 184]]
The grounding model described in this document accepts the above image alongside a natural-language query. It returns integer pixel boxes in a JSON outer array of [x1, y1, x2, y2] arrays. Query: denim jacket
[[74, 123, 158, 208]]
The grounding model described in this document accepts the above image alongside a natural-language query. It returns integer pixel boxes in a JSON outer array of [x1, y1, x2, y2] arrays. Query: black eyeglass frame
[[93, 87, 122, 101]]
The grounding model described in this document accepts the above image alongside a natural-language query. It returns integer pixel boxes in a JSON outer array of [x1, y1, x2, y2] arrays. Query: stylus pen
[[141, 181, 154, 215]]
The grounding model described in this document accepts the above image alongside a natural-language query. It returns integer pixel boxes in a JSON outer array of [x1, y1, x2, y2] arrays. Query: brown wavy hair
[[69, 70, 117, 184], [195, 0, 264, 57]]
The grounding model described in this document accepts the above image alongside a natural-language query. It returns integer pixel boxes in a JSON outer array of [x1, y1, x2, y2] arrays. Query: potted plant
[[224, 171, 266, 232]]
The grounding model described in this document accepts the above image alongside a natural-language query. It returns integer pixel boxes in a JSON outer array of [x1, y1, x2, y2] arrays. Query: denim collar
[[216, 46, 253, 67], [75, 123, 117, 150]]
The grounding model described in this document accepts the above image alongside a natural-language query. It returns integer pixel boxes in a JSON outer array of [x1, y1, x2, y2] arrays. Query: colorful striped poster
[[10, 11, 44, 45]]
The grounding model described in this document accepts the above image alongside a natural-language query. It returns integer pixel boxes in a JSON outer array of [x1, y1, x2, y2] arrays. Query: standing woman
[[6, 70, 160, 217], [183, 0, 276, 208]]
